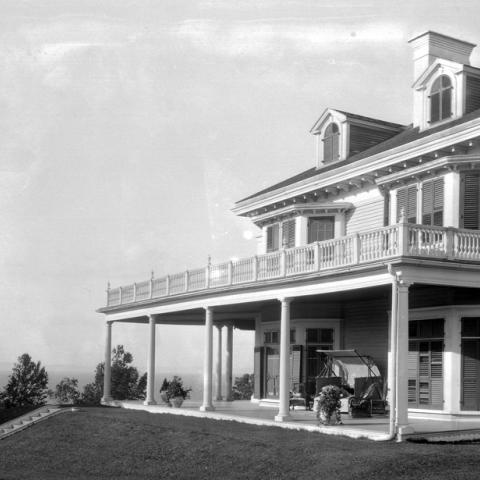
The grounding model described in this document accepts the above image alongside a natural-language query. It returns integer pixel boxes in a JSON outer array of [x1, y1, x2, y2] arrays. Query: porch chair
[[348, 377, 386, 418], [289, 383, 312, 410]]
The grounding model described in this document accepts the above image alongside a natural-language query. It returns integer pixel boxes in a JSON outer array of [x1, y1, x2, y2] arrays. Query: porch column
[[396, 282, 412, 434], [275, 297, 292, 422], [144, 314, 157, 405], [225, 323, 233, 401], [101, 321, 113, 404], [200, 306, 215, 411], [215, 325, 223, 401]]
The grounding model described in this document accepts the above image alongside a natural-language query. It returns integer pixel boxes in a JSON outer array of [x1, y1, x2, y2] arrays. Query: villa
[[98, 31, 480, 440]]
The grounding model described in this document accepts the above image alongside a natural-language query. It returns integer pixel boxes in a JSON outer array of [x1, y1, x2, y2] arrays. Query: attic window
[[323, 123, 339, 163], [430, 75, 452, 123]]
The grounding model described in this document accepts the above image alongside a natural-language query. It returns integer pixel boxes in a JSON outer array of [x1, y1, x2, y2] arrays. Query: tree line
[[0, 345, 146, 409]]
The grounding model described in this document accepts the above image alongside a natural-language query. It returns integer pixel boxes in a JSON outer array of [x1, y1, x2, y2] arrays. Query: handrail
[[106, 223, 480, 307]]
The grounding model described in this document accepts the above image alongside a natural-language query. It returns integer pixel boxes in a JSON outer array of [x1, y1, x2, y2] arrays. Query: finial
[[151, 270, 154, 280], [106, 281, 110, 291], [208, 255, 211, 266]]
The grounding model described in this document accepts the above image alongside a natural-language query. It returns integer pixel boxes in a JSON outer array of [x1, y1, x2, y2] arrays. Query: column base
[[101, 396, 113, 405], [274, 413, 291, 422], [200, 405, 215, 412], [143, 400, 157, 406], [215, 396, 223, 401], [397, 424, 415, 441]]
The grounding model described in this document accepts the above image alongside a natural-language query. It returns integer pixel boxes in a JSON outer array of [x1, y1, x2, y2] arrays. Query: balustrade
[[105, 224, 480, 307]]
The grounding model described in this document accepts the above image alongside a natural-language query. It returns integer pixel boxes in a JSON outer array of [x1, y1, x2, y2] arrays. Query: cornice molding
[[376, 154, 480, 187], [251, 202, 353, 225]]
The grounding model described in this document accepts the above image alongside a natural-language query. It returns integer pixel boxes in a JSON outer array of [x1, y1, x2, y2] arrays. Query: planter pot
[[170, 396, 184, 408]]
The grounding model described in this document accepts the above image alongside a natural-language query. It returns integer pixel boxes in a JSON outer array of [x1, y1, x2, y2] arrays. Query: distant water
[[0, 370, 228, 402]]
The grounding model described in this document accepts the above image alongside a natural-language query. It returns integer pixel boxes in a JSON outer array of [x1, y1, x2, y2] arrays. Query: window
[[422, 178, 444, 226], [396, 178, 444, 226], [308, 217, 334, 243], [408, 319, 444, 409], [264, 329, 295, 344], [397, 185, 417, 223], [323, 123, 340, 163], [430, 75, 452, 123], [266, 219, 296, 252]]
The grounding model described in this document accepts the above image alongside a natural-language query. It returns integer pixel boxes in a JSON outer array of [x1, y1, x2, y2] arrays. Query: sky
[[2, 0, 480, 381]]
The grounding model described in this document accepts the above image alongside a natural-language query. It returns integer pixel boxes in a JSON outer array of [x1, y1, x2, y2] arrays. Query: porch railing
[[106, 223, 480, 307]]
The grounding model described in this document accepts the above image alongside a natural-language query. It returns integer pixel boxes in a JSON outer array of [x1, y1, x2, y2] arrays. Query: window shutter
[[433, 178, 444, 226], [422, 181, 433, 225], [406, 186, 417, 223], [282, 219, 296, 248], [266, 224, 280, 252], [408, 342, 418, 405], [462, 174, 480, 230], [462, 339, 479, 410]]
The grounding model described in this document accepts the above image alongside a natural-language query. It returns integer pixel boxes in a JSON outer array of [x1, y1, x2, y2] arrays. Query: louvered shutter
[[462, 340, 480, 410], [266, 224, 280, 252], [422, 178, 444, 226], [282, 219, 296, 248], [430, 341, 443, 407], [408, 342, 418, 405], [462, 174, 480, 230], [433, 178, 444, 226], [290, 345, 303, 390], [422, 181, 433, 225]]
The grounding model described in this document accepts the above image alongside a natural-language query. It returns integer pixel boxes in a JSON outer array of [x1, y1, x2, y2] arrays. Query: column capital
[[278, 296, 293, 304], [106, 320, 114, 327], [147, 314, 156, 322]]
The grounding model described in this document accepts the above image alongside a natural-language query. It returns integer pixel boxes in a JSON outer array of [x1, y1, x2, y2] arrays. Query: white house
[[98, 31, 480, 439]]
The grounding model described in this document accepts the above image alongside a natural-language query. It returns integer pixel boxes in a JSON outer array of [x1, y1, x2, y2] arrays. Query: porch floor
[[113, 399, 480, 442]]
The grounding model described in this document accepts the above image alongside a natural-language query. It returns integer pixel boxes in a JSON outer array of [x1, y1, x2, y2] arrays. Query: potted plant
[[165, 376, 191, 408], [315, 385, 343, 425], [159, 378, 170, 404]]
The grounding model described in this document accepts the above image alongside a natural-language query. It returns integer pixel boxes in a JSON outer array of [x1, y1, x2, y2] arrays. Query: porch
[[112, 399, 480, 442]]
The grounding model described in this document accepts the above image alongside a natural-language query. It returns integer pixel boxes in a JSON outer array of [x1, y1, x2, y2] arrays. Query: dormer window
[[323, 123, 339, 163], [430, 75, 452, 123]]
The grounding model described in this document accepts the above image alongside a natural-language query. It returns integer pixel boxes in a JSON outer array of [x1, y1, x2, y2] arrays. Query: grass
[[0, 407, 479, 479]]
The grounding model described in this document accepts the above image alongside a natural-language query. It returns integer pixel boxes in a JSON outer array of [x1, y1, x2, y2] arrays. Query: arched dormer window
[[430, 75, 452, 123], [323, 123, 339, 163]]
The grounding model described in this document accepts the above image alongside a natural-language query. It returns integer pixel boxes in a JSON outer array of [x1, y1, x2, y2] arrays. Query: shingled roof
[[236, 108, 480, 204]]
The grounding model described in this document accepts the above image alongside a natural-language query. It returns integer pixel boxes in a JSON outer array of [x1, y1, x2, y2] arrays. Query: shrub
[[54, 377, 81, 405]]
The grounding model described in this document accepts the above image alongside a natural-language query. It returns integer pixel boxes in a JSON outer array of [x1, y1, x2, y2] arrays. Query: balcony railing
[[106, 223, 480, 307]]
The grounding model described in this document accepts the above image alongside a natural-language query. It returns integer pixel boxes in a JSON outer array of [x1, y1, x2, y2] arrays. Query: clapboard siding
[[343, 298, 389, 377], [345, 197, 385, 235]]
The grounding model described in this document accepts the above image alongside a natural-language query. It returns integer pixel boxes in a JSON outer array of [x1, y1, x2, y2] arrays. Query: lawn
[[0, 407, 479, 479]]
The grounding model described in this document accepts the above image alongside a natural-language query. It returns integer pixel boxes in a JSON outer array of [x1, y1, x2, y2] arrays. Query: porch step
[[0, 407, 67, 440]]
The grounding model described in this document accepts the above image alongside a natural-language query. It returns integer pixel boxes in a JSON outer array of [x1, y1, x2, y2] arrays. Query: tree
[[54, 377, 80, 404], [81, 345, 147, 404], [1, 354, 49, 407]]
